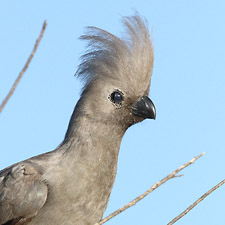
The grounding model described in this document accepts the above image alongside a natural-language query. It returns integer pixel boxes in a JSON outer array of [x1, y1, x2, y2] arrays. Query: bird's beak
[[132, 96, 156, 119]]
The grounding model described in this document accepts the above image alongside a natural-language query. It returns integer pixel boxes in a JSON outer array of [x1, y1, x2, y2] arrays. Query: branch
[[95, 152, 205, 225], [0, 20, 47, 113], [167, 178, 225, 225]]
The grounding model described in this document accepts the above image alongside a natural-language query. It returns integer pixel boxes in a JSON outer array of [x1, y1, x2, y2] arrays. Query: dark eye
[[110, 91, 124, 104]]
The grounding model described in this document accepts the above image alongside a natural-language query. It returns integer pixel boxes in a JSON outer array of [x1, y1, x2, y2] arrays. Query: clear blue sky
[[1, 1, 225, 224]]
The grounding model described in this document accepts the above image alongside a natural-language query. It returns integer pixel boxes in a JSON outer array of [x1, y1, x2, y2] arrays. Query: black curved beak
[[132, 96, 156, 119]]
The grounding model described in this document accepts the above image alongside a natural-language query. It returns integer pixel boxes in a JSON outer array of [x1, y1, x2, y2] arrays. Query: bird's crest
[[76, 13, 154, 94]]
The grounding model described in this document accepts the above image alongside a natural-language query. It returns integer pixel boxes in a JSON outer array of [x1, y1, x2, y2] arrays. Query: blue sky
[[1, 1, 225, 224]]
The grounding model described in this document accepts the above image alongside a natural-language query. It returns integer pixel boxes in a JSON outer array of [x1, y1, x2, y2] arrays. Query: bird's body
[[0, 14, 155, 225], [0, 115, 123, 225]]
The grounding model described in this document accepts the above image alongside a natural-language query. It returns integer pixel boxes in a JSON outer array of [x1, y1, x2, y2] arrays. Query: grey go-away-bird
[[0, 14, 156, 225]]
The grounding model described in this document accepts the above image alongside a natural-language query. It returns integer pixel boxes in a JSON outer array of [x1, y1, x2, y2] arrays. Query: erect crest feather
[[76, 13, 154, 93]]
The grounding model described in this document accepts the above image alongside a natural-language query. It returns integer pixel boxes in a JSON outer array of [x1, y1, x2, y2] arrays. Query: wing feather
[[0, 163, 48, 225]]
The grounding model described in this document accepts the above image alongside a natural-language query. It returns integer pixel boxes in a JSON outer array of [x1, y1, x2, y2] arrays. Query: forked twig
[[95, 152, 205, 225], [0, 20, 47, 113]]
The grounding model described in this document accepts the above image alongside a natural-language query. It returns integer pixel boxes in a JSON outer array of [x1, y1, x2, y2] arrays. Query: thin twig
[[0, 20, 47, 113], [167, 178, 225, 225], [95, 152, 205, 225]]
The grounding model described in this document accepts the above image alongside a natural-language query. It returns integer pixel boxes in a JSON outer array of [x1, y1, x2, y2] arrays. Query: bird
[[0, 14, 156, 225]]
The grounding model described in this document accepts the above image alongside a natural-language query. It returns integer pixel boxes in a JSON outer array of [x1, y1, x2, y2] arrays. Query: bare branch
[[95, 152, 205, 225], [167, 178, 225, 225], [0, 20, 47, 113]]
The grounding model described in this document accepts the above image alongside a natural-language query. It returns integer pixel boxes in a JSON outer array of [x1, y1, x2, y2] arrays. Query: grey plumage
[[0, 14, 155, 225]]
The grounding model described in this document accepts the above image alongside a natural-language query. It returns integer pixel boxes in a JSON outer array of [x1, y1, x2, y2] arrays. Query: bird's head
[[75, 14, 155, 131]]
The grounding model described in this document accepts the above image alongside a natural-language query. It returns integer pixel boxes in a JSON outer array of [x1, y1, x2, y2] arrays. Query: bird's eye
[[110, 91, 124, 104]]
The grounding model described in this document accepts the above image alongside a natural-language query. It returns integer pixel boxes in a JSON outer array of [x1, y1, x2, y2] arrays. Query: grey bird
[[0, 14, 156, 225]]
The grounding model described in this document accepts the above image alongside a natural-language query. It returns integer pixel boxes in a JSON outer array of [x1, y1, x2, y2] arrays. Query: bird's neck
[[52, 101, 128, 221], [60, 103, 126, 170]]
